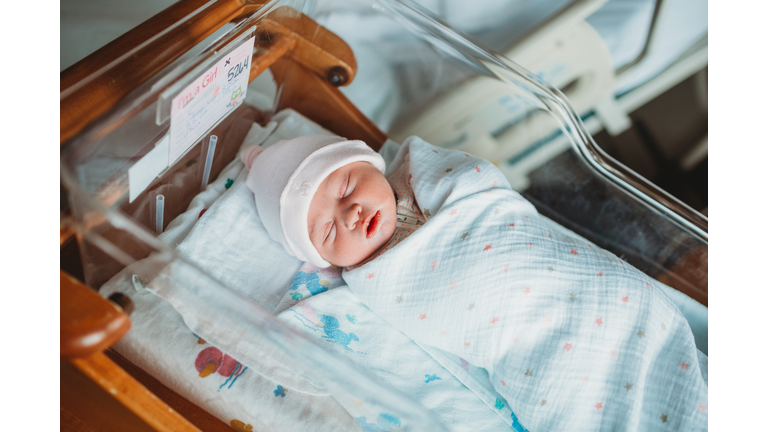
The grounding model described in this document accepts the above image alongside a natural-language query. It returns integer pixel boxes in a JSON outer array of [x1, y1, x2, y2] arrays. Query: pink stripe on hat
[[239, 145, 264, 169]]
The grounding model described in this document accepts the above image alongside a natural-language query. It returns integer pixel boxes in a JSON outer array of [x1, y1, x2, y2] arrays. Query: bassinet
[[60, 1, 707, 430]]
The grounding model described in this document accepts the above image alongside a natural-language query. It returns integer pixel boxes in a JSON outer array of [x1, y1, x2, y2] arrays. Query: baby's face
[[308, 161, 397, 267]]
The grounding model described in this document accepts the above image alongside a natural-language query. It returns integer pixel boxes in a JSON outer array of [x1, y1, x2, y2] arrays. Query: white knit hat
[[240, 135, 386, 267]]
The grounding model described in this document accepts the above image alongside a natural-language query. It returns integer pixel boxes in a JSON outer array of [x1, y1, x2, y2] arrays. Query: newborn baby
[[242, 134, 707, 431], [240, 134, 400, 267]]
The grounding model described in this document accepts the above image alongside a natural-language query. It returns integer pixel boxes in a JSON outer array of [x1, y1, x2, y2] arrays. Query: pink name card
[[169, 36, 256, 163]]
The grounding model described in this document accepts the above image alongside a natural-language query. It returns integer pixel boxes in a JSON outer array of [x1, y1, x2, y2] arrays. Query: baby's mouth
[[365, 210, 381, 239]]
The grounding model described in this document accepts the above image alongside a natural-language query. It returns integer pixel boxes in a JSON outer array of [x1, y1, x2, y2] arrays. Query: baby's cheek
[[332, 234, 365, 267], [382, 218, 397, 239]]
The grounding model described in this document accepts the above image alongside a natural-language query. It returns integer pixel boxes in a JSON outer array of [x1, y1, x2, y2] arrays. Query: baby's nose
[[345, 204, 362, 230]]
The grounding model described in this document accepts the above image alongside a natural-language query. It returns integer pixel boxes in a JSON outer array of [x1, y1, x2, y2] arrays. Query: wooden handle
[[261, 8, 357, 85], [61, 270, 132, 358], [272, 56, 387, 150]]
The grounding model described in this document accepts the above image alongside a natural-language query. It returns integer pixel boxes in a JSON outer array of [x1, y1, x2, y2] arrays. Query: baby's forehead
[[323, 160, 378, 182], [339, 160, 375, 171]]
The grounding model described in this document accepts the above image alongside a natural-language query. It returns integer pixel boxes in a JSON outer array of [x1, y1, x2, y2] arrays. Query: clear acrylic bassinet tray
[[60, 1, 707, 430]]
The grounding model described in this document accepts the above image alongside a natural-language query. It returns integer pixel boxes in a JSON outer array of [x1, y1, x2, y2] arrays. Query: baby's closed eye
[[324, 222, 336, 244], [340, 174, 353, 199]]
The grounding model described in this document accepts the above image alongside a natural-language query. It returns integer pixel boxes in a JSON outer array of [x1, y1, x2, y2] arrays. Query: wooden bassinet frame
[[61, 2, 387, 431], [60, 1, 707, 430]]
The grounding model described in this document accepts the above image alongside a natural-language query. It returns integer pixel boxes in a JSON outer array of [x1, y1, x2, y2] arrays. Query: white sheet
[[175, 153, 304, 312]]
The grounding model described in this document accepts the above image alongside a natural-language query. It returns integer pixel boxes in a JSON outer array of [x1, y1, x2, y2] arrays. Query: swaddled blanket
[[344, 137, 708, 432]]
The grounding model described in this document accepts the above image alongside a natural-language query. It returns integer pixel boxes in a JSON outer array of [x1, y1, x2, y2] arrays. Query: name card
[[169, 36, 255, 163]]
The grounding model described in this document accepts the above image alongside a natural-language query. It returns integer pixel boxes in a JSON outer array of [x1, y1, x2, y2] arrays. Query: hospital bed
[[60, 0, 707, 430], [322, 0, 706, 187]]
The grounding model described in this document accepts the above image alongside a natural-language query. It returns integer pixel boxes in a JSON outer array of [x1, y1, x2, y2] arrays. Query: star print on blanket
[[343, 136, 708, 432]]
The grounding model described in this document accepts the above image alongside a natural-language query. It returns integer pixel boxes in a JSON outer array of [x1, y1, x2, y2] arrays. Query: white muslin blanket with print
[[343, 137, 708, 432]]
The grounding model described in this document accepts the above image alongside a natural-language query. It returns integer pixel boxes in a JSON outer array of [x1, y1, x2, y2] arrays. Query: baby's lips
[[366, 210, 381, 239], [361, 211, 373, 235]]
